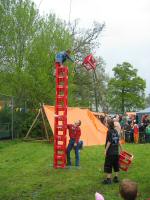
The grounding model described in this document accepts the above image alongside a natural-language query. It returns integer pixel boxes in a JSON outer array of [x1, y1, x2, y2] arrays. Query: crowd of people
[[99, 113, 150, 144]]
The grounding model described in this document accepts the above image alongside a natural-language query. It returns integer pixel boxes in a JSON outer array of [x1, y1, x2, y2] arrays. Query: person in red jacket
[[67, 120, 82, 166]]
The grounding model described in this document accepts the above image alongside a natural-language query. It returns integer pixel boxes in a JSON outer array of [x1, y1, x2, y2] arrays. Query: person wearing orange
[[133, 121, 139, 144]]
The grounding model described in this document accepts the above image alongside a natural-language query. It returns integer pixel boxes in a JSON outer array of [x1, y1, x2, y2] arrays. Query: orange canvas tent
[[126, 112, 136, 118], [43, 105, 107, 146]]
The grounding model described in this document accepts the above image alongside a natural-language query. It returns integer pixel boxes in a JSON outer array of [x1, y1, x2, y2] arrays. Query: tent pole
[[41, 107, 49, 141], [24, 109, 41, 138]]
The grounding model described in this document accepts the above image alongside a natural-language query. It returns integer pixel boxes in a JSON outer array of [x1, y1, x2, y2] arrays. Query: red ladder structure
[[54, 63, 68, 168], [53, 53, 96, 169]]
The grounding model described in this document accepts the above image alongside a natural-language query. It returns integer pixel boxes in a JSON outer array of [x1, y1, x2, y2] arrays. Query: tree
[[145, 94, 150, 107], [107, 62, 146, 113], [0, 0, 38, 72], [0, 0, 108, 111], [67, 20, 108, 110], [0, 0, 73, 107], [0, 0, 110, 139], [26, 14, 73, 107], [0, 0, 39, 106]]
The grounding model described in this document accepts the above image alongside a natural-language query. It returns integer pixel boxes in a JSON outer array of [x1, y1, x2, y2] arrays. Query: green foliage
[[0, 141, 150, 199], [145, 94, 150, 107], [71, 68, 93, 107], [0, 0, 108, 138], [0, 0, 38, 71], [69, 21, 107, 110], [0, 0, 73, 108], [107, 62, 146, 113], [0, 107, 45, 138], [0, 106, 11, 122], [0, 0, 108, 112], [71, 57, 108, 111], [26, 14, 73, 107], [13, 111, 38, 138]]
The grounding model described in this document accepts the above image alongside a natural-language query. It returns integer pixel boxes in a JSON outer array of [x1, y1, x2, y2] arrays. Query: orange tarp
[[126, 112, 136, 117], [43, 105, 107, 146], [92, 112, 105, 116]]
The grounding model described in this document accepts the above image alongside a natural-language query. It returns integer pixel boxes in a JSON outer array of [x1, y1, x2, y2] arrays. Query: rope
[[68, 0, 72, 25], [38, 0, 44, 9]]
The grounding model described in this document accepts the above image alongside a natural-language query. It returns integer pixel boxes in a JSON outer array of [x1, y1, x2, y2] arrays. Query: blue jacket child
[[55, 49, 74, 64]]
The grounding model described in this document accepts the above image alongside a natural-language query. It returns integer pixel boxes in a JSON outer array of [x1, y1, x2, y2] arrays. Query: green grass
[[0, 140, 150, 200]]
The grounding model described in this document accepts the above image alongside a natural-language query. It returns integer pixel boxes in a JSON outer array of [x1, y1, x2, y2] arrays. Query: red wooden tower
[[53, 54, 96, 168], [54, 63, 68, 168]]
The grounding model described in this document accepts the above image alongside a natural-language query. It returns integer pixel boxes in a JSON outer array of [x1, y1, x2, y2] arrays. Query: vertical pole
[[25, 101, 27, 112], [68, 0, 72, 25], [93, 71, 98, 112], [11, 96, 14, 140]]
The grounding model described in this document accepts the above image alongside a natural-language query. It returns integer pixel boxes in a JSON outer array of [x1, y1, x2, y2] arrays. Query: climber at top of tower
[[55, 49, 74, 65]]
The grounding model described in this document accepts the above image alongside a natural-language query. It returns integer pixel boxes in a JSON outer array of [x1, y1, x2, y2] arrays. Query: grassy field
[[0, 140, 150, 200]]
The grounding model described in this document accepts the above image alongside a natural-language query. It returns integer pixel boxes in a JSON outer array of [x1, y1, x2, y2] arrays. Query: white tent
[[136, 107, 150, 123], [137, 107, 150, 114]]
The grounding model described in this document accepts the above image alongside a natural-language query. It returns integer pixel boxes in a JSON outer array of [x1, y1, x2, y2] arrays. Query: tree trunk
[[121, 89, 125, 113], [93, 71, 98, 112]]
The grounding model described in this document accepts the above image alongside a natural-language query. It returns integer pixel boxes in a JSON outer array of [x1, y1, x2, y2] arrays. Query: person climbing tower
[[54, 49, 75, 76], [55, 49, 74, 66]]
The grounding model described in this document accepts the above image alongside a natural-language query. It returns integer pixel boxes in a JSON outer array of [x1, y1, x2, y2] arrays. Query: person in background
[[133, 121, 139, 144], [113, 117, 121, 136], [119, 179, 138, 200], [99, 115, 105, 125], [139, 122, 145, 143], [119, 115, 127, 140], [124, 121, 131, 143], [145, 123, 150, 143], [67, 120, 82, 167], [130, 120, 134, 143], [143, 115, 149, 129]]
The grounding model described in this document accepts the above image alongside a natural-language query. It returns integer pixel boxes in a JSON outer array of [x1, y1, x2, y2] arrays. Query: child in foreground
[[95, 179, 138, 200], [119, 179, 138, 200], [95, 192, 104, 200]]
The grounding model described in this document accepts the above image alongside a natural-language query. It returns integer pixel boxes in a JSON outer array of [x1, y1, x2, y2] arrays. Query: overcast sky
[[33, 0, 150, 94]]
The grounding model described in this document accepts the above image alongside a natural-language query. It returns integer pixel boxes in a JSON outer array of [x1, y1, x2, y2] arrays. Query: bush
[[0, 107, 11, 123], [0, 107, 53, 139]]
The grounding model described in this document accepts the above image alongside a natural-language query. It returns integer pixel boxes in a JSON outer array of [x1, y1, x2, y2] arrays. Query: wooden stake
[[41, 107, 49, 141], [24, 109, 41, 138]]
